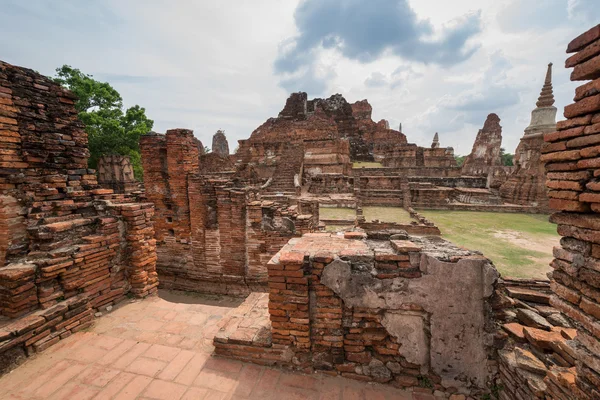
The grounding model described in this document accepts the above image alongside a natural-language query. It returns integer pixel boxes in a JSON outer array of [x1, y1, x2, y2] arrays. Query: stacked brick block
[[0, 294, 92, 372], [0, 60, 158, 363], [267, 251, 310, 352], [541, 24, 600, 399]]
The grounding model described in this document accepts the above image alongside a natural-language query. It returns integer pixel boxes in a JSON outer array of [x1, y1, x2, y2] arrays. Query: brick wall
[[0, 60, 157, 363], [140, 131, 318, 295], [542, 24, 600, 399], [216, 232, 499, 396]]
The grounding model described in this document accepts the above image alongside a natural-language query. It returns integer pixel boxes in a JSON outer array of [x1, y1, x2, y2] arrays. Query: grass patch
[[353, 161, 383, 168], [362, 206, 412, 223], [419, 211, 559, 279], [319, 207, 356, 220]]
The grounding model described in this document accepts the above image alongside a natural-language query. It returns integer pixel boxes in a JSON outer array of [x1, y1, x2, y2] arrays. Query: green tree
[[53, 65, 153, 179], [454, 155, 466, 167], [500, 147, 514, 166]]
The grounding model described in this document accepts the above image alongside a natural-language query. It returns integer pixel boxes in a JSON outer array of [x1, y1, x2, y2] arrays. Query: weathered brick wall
[[500, 135, 549, 209], [381, 144, 457, 169], [307, 174, 354, 194], [355, 175, 407, 207], [141, 132, 318, 295], [0, 60, 157, 363], [462, 113, 503, 176], [96, 154, 138, 193], [217, 233, 498, 396], [352, 167, 464, 178], [541, 24, 600, 399], [303, 138, 351, 177]]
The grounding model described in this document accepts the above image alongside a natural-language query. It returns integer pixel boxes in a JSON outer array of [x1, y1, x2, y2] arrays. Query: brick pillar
[[215, 188, 247, 278], [165, 129, 199, 240], [309, 251, 345, 368], [542, 24, 600, 400], [246, 201, 266, 283], [188, 175, 207, 275], [267, 251, 310, 350], [118, 203, 158, 298], [140, 133, 169, 240]]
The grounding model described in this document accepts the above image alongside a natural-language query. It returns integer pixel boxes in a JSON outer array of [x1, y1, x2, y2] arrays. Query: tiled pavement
[[0, 290, 427, 400]]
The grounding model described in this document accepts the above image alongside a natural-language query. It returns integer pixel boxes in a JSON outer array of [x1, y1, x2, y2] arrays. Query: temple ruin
[[96, 154, 138, 194], [500, 64, 558, 210], [0, 60, 157, 368], [1, 22, 600, 400]]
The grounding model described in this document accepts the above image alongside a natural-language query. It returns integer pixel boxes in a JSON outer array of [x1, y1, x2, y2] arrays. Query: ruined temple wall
[[462, 114, 503, 176], [352, 167, 464, 178], [353, 175, 411, 207], [307, 174, 354, 194], [500, 135, 549, 208], [0, 61, 157, 360], [199, 152, 235, 175], [422, 147, 458, 167], [488, 165, 516, 190], [381, 145, 456, 169], [141, 132, 317, 294], [541, 25, 600, 399], [217, 233, 498, 395], [96, 154, 137, 194], [303, 139, 351, 177]]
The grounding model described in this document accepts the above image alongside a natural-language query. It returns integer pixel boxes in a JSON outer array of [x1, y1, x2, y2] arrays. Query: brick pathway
[[0, 291, 426, 399]]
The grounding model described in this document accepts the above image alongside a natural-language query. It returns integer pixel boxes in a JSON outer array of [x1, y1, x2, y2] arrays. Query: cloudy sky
[[1, 0, 598, 155]]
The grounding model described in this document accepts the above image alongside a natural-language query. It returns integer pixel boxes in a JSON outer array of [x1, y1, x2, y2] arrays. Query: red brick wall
[[543, 24, 600, 399], [0, 60, 157, 360], [141, 132, 317, 294]]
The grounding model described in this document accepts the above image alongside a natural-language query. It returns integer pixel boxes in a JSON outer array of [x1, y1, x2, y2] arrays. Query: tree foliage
[[500, 147, 514, 166], [454, 155, 466, 167], [53, 65, 153, 179]]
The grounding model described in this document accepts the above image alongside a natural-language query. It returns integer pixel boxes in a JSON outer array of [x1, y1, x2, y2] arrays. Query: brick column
[[309, 251, 345, 368], [117, 203, 158, 298], [542, 24, 600, 400], [267, 251, 310, 351]]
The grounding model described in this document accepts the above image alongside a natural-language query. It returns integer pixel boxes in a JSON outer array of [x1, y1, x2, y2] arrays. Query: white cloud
[[0, 0, 591, 155]]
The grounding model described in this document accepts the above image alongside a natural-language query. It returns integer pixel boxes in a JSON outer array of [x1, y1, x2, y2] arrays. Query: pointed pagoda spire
[[536, 63, 555, 108], [431, 132, 440, 148]]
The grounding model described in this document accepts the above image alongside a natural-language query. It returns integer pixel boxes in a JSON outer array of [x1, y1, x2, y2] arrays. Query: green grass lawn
[[363, 206, 412, 223], [319, 207, 356, 220], [419, 211, 559, 279], [319, 206, 412, 224], [353, 162, 383, 168]]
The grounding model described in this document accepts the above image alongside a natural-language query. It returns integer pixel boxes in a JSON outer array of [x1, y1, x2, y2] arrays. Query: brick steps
[[213, 292, 293, 366], [264, 145, 303, 193], [214, 292, 271, 347]]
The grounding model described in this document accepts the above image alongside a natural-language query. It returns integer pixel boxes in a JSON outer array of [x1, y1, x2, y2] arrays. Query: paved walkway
[[1, 291, 426, 400]]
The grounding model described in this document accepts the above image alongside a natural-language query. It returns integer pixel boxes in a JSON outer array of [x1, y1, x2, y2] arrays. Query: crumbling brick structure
[[0, 60, 157, 365], [237, 92, 518, 211], [140, 129, 319, 295], [500, 64, 557, 210], [538, 24, 600, 399], [211, 129, 229, 156], [462, 113, 504, 176], [214, 231, 499, 397], [96, 154, 138, 193]]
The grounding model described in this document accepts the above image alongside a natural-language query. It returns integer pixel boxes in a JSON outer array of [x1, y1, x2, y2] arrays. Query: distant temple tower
[[398, 122, 402, 132], [212, 129, 230, 156], [499, 63, 557, 210], [431, 132, 440, 149], [525, 63, 557, 135]]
